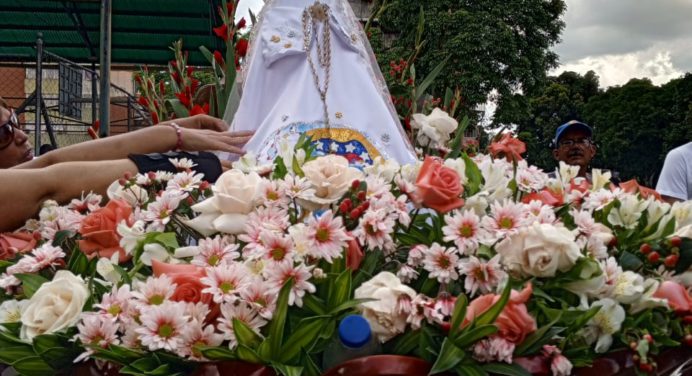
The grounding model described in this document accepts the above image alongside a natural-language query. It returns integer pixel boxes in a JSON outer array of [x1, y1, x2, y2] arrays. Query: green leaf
[[618, 250, 643, 271], [415, 57, 448, 100], [514, 312, 563, 356], [33, 334, 80, 369], [461, 152, 484, 196], [0, 345, 36, 365], [51, 230, 73, 247], [165, 98, 190, 118], [10, 356, 53, 376], [237, 344, 262, 363], [453, 324, 498, 348], [447, 116, 470, 160], [449, 294, 468, 337], [482, 363, 532, 376], [199, 346, 237, 361], [279, 317, 328, 363], [455, 364, 488, 376], [429, 338, 465, 374], [154, 232, 179, 250], [15, 273, 49, 298], [292, 155, 305, 177], [67, 249, 90, 276], [302, 294, 327, 315], [267, 278, 294, 358], [272, 157, 289, 180], [233, 318, 263, 348], [675, 238, 692, 274], [328, 298, 374, 315], [391, 329, 420, 355], [474, 283, 511, 326], [327, 269, 352, 309], [272, 363, 304, 376], [300, 348, 321, 376]]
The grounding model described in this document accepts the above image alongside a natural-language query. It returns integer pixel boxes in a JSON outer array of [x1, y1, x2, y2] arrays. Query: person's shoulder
[[666, 142, 692, 162]]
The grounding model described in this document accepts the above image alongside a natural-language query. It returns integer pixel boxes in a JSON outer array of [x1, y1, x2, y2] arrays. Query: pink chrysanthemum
[[433, 292, 456, 317], [481, 199, 526, 241], [524, 200, 556, 224], [458, 255, 506, 296], [305, 211, 351, 263], [397, 265, 419, 283], [238, 207, 290, 256], [217, 301, 267, 349], [423, 243, 460, 284], [74, 313, 120, 362], [280, 175, 315, 200], [192, 235, 240, 267], [257, 231, 295, 266], [407, 245, 427, 267], [133, 275, 176, 306], [472, 336, 515, 363], [177, 320, 224, 360], [29, 243, 66, 270], [136, 302, 189, 352], [141, 191, 185, 231], [260, 180, 290, 208], [442, 210, 482, 255], [583, 189, 617, 211], [240, 281, 276, 320], [201, 264, 251, 304], [68, 192, 103, 213], [184, 302, 211, 324], [166, 171, 204, 193], [264, 262, 315, 307], [95, 285, 133, 320], [354, 209, 395, 253]]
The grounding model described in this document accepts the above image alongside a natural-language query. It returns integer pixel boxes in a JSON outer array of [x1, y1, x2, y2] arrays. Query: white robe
[[228, 0, 416, 166]]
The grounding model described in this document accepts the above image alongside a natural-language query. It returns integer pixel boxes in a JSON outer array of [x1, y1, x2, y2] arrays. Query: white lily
[[586, 298, 625, 353], [607, 195, 649, 229]]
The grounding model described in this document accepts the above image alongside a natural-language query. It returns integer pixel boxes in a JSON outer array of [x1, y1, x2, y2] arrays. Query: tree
[[371, 0, 566, 113]]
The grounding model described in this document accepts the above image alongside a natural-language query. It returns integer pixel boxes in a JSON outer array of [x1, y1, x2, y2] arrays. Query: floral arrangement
[[0, 124, 691, 376]]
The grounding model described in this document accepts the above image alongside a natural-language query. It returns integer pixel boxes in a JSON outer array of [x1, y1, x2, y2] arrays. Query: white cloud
[[235, 0, 265, 22]]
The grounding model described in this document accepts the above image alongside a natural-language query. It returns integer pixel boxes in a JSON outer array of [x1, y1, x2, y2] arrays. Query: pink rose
[[152, 260, 214, 305], [464, 284, 537, 344], [415, 157, 464, 213], [489, 133, 526, 162], [78, 199, 132, 262], [653, 281, 691, 313], [0, 232, 37, 260], [345, 236, 364, 271]]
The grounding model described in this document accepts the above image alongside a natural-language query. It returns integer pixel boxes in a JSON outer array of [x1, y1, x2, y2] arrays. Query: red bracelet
[[168, 122, 183, 151]]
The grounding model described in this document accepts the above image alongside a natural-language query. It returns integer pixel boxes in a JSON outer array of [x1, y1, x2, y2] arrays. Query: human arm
[[13, 115, 252, 169], [656, 148, 687, 203], [0, 160, 138, 232]]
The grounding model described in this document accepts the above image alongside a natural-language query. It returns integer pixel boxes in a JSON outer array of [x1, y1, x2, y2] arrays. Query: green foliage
[[371, 0, 567, 114]]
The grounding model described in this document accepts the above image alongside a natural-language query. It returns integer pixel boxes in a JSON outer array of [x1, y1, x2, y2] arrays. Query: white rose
[[411, 108, 457, 147], [354, 272, 416, 343], [186, 169, 263, 235], [300, 155, 363, 207], [496, 223, 582, 277], [20, 271, 89, 341]]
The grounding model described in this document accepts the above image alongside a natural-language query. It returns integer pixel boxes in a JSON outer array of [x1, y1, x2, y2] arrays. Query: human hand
[[180, 128, 253, 155], [168, 114, 229, 132]]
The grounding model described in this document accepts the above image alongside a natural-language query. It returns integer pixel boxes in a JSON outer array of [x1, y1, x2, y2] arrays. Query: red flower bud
[[213, 24, 229, 41], [357, 191, 367, 201], [124, 171, 132, 180], [236, 17, 247, 29], [199, 181, 210, 191], [670, 236, 682, 247], [351, 180, 360, 190], [213, 50, 225, 67], [640, 243, 652, 254], [187, 66, 194, 77], [118, 178, 127, 186], [647, 251, 660, 263], [147, 171, 157, 180], [235, 38, 249, 58], [349, 209, 360, 220]]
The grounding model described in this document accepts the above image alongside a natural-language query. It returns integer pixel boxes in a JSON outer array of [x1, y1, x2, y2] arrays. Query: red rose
[[415, 157, 464, 213], [489, 133, 526, 162], [78, 199, 133, 262], [0, 232, 37, 260], [463, 284, 537, 344], [152, 260, 214, 305]]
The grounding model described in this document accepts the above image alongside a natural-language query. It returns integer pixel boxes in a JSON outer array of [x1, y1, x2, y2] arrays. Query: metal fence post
[[98, 0, 111, 137], [34, 32, 43, 156]]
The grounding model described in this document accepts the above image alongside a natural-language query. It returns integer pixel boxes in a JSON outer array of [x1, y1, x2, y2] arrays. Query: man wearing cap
[[551, 120, 598, 179], [656, 142, 692, 203]]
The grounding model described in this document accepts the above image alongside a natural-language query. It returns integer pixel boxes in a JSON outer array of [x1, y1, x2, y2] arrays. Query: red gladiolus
[[190, 78, 200, 95], [151, 111, 159, 124], [235, 38, 249, 57], [134, 74, 142, 85], [213, 50, 225, 66], [236, 17, 247, 29], [226, 1, 235, 17], [137, 96, 149, 107], [175, 92, 191, 108], [172, 71, 181, 85], [213, 24, 229, 41], [158, 81, 165, 94], [190, 103, 209, 116], [187, 66, 194, 77], [489, 132, 526, 162]]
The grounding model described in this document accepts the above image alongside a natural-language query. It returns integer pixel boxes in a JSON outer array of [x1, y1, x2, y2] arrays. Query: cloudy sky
[[237, 0, 692, 88]]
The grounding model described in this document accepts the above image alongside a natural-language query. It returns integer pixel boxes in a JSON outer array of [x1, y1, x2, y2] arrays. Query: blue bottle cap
[[338, 315, 372, 348]]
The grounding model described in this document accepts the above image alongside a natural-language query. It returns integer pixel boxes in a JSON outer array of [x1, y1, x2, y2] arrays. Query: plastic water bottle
[[322, 314, 382, 371]]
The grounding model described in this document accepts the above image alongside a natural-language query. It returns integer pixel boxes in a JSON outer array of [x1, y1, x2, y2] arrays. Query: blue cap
[[553, 120, 593, 147], [338, 315, 372, 348]]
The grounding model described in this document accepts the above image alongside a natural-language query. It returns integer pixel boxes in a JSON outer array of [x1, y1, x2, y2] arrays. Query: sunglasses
[[0, 109, 22, 150]]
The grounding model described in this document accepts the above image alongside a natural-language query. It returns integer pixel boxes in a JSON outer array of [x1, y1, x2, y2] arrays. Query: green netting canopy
[[0, 0, 227, 65]]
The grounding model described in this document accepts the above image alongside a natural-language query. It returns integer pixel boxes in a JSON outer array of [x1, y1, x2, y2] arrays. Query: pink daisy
[[136, 302, 189, 352], [166, 171, 204, 193], [280, 175, 315, 200], [305, 211, 351, 263], [458, 255, 506, 296], [524, 200, 556, 224], [354, 209, 395, 253], [240, 281, 277, 320], [68, 192, 103, 213], [397, 265, 419, 283], [257, 231, 295, 266], [184, 302, 212, 324], [30, 244, 66, 271], [263, 262, 315, 307], [407, 245, 427, 267], [218, 301, 267, 349], [141, 191, 185, 231], [201, 264, 251, 304], [442, 210, 482, 255], [192, 235, 240, 267], [481, 199, 526, 241], [177, 320, 224, 360], [472, 336, 515, 363], [260, 180, 290, 208], [406, 295, 431, 330], [75, 313, 120, 362], [423, 243, 460, 284], [133, 275, 176, 306], [95, 285, 133, 320], [433, 292, 456, 317]]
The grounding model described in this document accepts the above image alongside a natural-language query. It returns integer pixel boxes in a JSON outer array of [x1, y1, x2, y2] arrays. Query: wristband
[[168, 122, 183, 151]]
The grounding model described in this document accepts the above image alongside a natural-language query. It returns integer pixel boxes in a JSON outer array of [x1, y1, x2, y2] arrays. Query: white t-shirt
[[656, 142, 692, 201]]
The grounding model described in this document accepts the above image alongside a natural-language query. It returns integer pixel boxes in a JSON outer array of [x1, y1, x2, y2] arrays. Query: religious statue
[[227, 0, 416, 166]]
